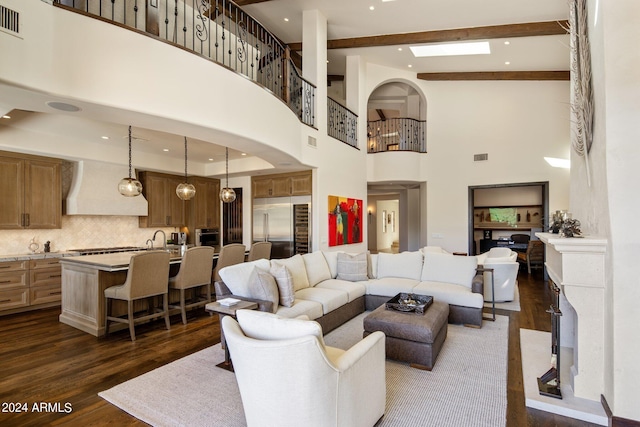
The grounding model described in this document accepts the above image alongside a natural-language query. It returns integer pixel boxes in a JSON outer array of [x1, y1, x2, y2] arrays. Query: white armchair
[[481, 262, 519, 302], [478, 248, 519, 302], [222, 310, 386, 427]]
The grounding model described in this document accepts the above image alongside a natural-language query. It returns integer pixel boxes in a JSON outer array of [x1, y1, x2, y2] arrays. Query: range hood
[[66, 160, 148, 216]]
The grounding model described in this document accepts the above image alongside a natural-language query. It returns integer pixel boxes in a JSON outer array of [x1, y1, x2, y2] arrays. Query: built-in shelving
[[473, 205, 543, 231]]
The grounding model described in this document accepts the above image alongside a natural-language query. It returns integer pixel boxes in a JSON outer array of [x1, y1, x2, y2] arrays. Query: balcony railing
[[367, 118, 426, 153], [54, 0, 316, 127], [327, 97, 358, 149]]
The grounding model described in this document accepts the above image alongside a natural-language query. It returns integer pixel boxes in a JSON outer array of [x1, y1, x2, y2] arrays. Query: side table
[[477, 266, 495, 322], [206, 300, 258, 371]]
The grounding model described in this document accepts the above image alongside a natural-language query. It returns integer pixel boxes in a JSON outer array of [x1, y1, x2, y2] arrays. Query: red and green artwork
[[328, 195, 363, 247]]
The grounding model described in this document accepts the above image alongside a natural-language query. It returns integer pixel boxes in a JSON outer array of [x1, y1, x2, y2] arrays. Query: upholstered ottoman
[[363, 300, 449, 370]]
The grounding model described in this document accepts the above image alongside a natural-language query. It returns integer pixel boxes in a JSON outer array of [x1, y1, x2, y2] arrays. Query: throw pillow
[[236, 310, 325, 348], [336, 252, 368, 281], [248, 269, 279, 313], [218, 259, 271, 298], [270, 264, 295, 307], [302, 251, 332, 286], [271, 254, 310, 291]]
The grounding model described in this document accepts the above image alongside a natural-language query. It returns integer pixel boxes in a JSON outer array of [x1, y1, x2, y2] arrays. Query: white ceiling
[[1, 0, 569, 172], [242, 0, 570, 75]]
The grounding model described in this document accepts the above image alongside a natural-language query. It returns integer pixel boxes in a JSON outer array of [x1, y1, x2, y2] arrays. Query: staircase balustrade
[[367, 118, 427, 153], [54, 0, 316, 127], [327, 97, 358, 149]]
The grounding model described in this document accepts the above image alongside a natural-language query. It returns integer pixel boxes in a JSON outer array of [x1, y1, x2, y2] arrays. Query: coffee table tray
[[385, 293, 433, 315]]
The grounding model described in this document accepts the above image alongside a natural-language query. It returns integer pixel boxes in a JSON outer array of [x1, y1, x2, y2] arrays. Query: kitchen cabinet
[[252, 171, 312, 198], [29, 258, 62, 306], [0, 152, 62, 229], [138, 171, 186, 227], [0, 260, 29, 311], [0, 258, 61, 314], [189, 176, 220, 229]]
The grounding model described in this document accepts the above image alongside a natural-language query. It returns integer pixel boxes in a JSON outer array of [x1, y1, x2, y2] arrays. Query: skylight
[[410, 41, 491, 58]]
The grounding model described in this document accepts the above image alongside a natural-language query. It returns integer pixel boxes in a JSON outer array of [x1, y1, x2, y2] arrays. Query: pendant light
[[220, 147, 236, 203], [118, 126, 143, 197], [176, 136, 196, 200]]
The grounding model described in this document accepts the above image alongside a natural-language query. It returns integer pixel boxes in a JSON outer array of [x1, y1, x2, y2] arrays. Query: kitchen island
[[58, 250, 186, 337]]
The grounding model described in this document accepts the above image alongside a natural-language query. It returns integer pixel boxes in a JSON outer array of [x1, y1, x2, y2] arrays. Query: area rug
[[484, 282, 521, 312], [99, 313, 509, 427]]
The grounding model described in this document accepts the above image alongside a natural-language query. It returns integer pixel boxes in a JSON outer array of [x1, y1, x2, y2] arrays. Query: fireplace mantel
[[536, 232, 607, 401]]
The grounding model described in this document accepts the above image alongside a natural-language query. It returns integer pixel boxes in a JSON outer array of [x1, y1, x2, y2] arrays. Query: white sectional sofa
[[214, 248, 485, 330]]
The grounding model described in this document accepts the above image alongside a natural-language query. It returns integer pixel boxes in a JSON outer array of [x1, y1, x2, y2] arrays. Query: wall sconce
[[368, 209, 372, 224]]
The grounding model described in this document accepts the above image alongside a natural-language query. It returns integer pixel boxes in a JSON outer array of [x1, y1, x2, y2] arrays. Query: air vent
[[0, 5, 20, 37], [474, 153, 489, 162], [308, 136, 317, 148]]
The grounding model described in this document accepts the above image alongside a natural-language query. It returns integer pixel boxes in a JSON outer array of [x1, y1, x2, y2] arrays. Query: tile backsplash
[[0, 216, 176, 255]]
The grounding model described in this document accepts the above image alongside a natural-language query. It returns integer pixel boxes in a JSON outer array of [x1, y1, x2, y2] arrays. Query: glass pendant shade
[[220, 147, 236, 203], [119, 125, 143, 197], [118, 177, 143, 197], [176, 136, 196, 201], [220, 186, 236, 203], [176, 182, 196, 200]]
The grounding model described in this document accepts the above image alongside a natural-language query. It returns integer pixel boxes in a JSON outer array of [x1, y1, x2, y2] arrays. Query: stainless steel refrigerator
[[253, 195, 311, 259]]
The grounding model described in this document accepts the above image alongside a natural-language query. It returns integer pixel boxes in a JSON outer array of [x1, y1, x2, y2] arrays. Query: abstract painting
[[328, 195, 363, 246]]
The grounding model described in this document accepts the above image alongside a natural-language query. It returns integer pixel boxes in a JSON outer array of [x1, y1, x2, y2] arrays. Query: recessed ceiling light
[[544, 157, 570, 168], [410, 41, 490, 57], [2, 115, 10, 119], [163, 148, 169, 152], [408, 64, 412, 68], [101, 136, 109, 140], [504, 41, 510, 45], [46, 101, 81, 112], [369, 6, 375, 10], [397, 47, 403, 51], [208, 158, 214, 161], [505, 61, 510, 65], [284, 18, 289, 22], [241, 153, 247, 156]]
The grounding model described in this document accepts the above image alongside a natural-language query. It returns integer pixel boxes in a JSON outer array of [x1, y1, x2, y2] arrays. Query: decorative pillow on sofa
[[219, 259, 271, 298], [236, 309, 325, 347], [421, 252, 478, 288], [302, 251, 332, 286], [336, 252, 368, 281], [271, 254, 310, 291], [377, 251, 423, 280], [270, 264, 295, 307], [248, 269, 279, 313]]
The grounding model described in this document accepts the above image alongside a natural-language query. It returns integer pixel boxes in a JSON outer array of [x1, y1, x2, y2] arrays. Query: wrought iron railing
[[327, 97, 358, 149], [367, 118, 426, 153], [53, 0, 316, 127]]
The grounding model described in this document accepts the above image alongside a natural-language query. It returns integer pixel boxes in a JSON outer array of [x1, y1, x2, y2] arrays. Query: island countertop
[[58, 249, 187, 272]]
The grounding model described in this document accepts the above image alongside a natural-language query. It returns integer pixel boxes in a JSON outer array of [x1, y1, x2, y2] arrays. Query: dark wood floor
[[0, 268, 600, 427]]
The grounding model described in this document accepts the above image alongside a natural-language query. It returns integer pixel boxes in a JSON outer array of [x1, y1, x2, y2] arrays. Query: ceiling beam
[[287, 20, 568, 51], [417, 71, 570, 81]]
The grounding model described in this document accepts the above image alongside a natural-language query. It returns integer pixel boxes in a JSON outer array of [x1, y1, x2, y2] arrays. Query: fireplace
[[538, 232, 607, 402]]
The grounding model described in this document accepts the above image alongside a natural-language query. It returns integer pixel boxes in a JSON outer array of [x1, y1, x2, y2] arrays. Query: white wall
[[571, 0, 640, 420], [365, 65, 571, 252]]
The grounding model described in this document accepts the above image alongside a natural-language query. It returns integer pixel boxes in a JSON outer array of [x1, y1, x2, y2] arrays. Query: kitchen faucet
[[145, 238, 154, 249], [152, 230, 167, 251]]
